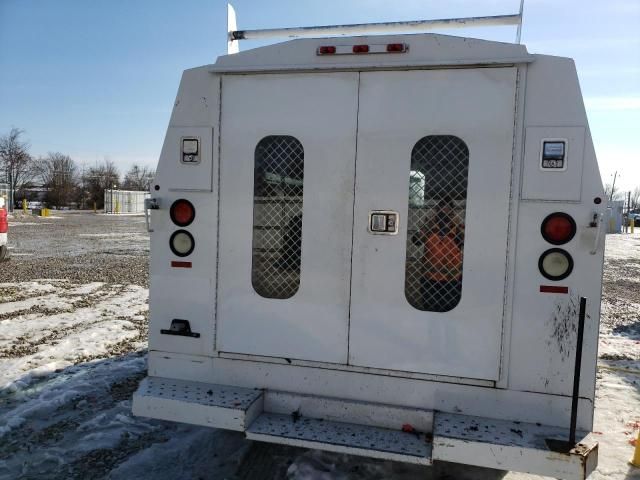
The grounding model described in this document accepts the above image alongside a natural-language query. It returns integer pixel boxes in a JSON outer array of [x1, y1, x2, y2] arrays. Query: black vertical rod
[[569, 296, 587, 445]]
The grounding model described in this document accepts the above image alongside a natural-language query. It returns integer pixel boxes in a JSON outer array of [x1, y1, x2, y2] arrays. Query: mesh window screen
[[405, 136, 469, 312], [252, 136, 304, 299]]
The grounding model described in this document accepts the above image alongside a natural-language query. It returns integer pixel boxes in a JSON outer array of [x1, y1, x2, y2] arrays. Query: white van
[[133, 13, 606, 479]]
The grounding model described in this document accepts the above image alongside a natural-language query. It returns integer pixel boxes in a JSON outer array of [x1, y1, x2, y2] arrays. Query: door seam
[[346, 72, 361, 366]]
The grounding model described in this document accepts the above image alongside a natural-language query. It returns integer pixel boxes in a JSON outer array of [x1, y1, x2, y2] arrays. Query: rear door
[[216, 73, 358, 364], [348, 68, 517, 380]]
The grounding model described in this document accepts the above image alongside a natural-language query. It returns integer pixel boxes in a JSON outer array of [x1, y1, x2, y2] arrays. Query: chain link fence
[[251, 136, 304, 299], [405, 135, 469, 313], [103, 189, 149, 214]]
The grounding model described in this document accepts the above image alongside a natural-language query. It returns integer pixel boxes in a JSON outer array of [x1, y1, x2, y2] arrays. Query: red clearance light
[[352, 44, 369, 53], [386, 43, 405, 52], [541, 212, 576, 245], [318, 46, 336, 55], [170, 199, 195, 227]]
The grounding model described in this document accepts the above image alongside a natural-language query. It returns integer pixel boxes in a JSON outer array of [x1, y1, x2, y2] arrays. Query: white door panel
[[348, 69, 517, 380], [217, 73, 358, 363]]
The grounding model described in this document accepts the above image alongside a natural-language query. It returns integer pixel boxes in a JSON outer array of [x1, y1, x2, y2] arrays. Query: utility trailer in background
[[134, 6, 606, 479]]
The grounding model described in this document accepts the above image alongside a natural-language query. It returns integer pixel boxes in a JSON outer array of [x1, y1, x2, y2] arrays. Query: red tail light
[[0, 208, 7, 234], [352, 44, 369, 53], [170, 199, 195, 227], [541, 212, 576, 245]]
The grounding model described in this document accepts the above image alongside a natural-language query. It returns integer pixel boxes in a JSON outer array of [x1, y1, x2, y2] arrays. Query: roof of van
[[210, 33, 533, 73]]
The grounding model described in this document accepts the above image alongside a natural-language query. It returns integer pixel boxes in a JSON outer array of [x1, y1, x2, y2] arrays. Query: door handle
[[368, 211, 399, 235]]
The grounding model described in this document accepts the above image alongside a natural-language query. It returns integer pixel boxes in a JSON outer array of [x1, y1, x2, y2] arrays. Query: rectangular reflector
[[171, 261, 192, 268], [540, 285, 569, 294]]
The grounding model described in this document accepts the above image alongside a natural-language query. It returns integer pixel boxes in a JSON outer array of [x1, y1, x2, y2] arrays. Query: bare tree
[[84, 159, 121, 209], [34, 153, 79, 208], [604, 183, 624, 202], [630, 186, 640, 211], [0, 128, 35, 209], [122, 164, 155, 191]]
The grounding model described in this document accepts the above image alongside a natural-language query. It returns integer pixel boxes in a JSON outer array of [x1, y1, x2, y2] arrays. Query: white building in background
[[607, 200, 624, 233], [104, 189, 150, 214]]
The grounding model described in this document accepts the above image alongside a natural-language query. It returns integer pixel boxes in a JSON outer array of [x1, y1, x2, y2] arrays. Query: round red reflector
[[170, 199, 195, 227], [541, 212, 576, 245]]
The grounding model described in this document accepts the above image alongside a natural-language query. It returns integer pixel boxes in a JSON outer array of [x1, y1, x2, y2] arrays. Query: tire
[[0, 245, 7, 261]]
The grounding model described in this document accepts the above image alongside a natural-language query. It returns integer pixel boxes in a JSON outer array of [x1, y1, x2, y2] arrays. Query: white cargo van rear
[[133, 27, 605, 479]]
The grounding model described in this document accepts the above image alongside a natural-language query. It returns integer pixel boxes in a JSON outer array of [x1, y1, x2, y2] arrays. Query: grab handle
[[589, 212, 604, 255]]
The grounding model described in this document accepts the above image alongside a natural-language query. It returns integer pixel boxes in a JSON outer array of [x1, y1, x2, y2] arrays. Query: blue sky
[[1, 0, 638, 191]]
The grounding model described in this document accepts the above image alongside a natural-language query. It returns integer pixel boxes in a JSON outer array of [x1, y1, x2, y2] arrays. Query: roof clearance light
[[353, 44, 370, 53], [539, 248, 573, 281], [541, 212, 576, 245], [317, 46, 336, 55], [386, 43, 406, 52], [170, 199, 195, 227], [170, 230, 195, 257]]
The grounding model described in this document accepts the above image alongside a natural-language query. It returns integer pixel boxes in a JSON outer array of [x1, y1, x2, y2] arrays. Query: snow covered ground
[[0, 218, 638, 479]]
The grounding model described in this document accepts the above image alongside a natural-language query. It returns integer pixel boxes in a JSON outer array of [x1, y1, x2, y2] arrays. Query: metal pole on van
[[227, 2, 525, 54]]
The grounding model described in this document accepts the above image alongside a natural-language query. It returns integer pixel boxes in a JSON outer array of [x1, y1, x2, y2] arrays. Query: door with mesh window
[[348, 69, 517, 380], [216, 73, 359, 363]]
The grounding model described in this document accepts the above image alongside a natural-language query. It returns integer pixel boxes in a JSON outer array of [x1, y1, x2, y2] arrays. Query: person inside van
[[412, 198, 464, 312]]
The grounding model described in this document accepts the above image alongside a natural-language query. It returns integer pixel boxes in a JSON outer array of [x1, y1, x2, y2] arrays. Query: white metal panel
[[156, 126, 213, 192], [148, 275, 214, 356], [264, 391, 433, 431], [212, 34, 533, 73], [507, 203, 602, 398], [521, 126, 585, 201], [349, 68, 517, 380], [216, 73, 358, 363], [220, 351, 493, 387], [149, 352, 595, 431], [508, 55, 604, 404], [433, 412, 598, 479], [147, 190, 218, 357]]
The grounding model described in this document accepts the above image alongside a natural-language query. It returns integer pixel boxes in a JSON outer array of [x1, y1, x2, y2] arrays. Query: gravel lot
[[0, 212, 148, 286], [0, 212, 638, 480]]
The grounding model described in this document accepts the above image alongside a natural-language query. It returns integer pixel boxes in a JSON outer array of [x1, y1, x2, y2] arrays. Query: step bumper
[[132, 377, 263, 431], [132, 376, 598, 479], [432, 412, 598, 480], [247, 412, 432, 465]]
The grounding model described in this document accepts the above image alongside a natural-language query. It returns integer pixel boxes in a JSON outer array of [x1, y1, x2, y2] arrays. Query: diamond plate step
[[247, 412, 432, 465], [433, 413, 598, 480], [132, 377, 263, 431]]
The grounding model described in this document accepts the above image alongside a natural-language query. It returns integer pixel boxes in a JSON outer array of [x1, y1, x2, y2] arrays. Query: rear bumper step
[[433, 412, 598, 480], [248, 412, 431, 465], [132, 376, 598, 479], [132, 377, 263, 431]]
